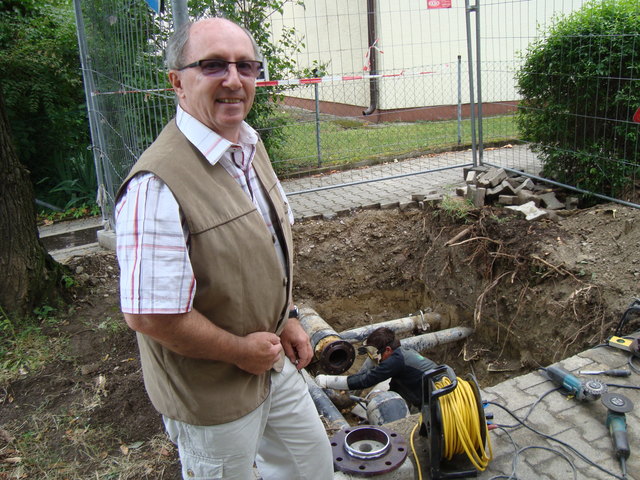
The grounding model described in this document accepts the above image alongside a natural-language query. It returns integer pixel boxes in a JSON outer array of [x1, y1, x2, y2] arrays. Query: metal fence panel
[[74, 0, 639, 229], [477, 0, 639, 206]]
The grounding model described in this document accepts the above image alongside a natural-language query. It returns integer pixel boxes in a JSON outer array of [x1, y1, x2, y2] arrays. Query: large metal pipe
[[301, 369, 350, 430], [299, 307, 356, 374], [366, 391, 410, 426], [339, 311, 443, 343], [400, 326, 474, 352]]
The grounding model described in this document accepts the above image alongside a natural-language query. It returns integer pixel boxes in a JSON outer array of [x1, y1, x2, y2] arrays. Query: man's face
[[169, 19, 257, 142]]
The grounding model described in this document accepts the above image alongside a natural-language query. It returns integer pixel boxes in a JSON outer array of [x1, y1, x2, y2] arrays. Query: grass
[[439, 196, 477, 223], [6, 405, 175, 480], [270, 114, 518, 175], [0, 306, 67, 385]]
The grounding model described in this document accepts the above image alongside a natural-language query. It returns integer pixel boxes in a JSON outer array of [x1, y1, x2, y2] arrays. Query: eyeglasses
[[179, 59, 264, 78], [358, 345, 383, 362]]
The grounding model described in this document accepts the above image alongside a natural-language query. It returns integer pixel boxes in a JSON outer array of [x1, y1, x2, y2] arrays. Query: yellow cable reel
[[419, 365, 493, 480], [435, 376, 492, 471]]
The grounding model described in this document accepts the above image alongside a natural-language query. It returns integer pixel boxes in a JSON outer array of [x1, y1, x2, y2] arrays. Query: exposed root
[[473, 271, 514, 328], [498, 283, 530, 359], [555, 285, 606, 360], [530, 254, 583, 282]]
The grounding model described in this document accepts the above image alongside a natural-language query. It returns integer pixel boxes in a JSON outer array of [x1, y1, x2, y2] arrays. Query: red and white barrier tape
[[92, 69, 438, 96]]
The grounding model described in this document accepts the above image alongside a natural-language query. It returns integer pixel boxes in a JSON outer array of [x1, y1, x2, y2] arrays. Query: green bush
[[0, 0, 91, 204], [516, 0, 640, 198]]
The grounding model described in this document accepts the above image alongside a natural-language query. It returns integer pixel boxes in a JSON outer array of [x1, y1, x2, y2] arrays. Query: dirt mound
[[1, 202, 639, 478]]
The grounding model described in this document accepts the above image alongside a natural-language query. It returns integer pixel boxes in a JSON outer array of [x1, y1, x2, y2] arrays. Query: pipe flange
[[318, 337, 356, 374], [331, 425, 408, 476]]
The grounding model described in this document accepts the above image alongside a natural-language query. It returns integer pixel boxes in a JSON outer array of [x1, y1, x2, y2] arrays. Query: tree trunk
[[0, 91, 62, 317]]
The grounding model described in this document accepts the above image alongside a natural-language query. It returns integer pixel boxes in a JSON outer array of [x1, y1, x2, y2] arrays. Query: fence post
[[465, 0, 480, 167], [457, 55, 462, 145], [474, 0, 484, 162], [72, 0, 113, 226], [172, 0, 189, 30], [315, 83, 322, 168]]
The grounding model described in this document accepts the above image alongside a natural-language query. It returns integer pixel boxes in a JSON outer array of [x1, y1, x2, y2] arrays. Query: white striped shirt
[[115, 106, 293, 314]]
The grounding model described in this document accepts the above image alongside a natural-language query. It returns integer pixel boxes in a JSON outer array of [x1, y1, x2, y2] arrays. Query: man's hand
[[280, 318, 313, 370], [233, 331, 283, 375], [315, 374, 349, 390]]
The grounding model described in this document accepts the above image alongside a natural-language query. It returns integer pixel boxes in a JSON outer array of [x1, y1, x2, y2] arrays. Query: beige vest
[[117, 121, 293, 425]]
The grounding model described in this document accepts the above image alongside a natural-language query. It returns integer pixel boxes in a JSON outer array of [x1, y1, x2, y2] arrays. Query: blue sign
[[145, 0, 160, 13]]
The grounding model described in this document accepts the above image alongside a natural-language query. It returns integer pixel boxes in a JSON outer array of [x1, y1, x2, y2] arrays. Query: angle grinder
[[602, 392, 633, 479], [544, 365, 607, 401]]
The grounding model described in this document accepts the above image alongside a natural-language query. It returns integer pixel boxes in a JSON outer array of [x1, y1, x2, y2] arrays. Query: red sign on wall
[[427, 0, 452, 8]]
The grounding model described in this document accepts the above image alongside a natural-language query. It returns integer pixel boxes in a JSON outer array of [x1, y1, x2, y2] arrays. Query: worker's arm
[[123, 310, 282, 375], [347, 356, 400, 390], [280, 317, 313, 370], [316, 351, 403, 390]]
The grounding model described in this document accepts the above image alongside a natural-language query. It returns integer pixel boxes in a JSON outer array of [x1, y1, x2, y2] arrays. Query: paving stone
[[579, 346, 630, 365], [551, 428, 610, 464], [485, 382, 541, 412], [516, 189, 539, 205], [537, 453, 582, 479], [539, 191, 565, 210], [553, 356, 592, 371], [513, 177, 535, 192], [497, 194, 519, 205], [381, 201, 400, 210], [472, 187, 487, 207], [523, 405, 573, 436], [398, 201, 417, 210], [477, 167, 508, 188], [566, 196, 580, 210], [361, 202, 381, 210], [514, 371, 549, 390]]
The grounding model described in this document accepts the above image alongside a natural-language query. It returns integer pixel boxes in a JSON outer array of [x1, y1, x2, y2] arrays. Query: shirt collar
[[175, 105, 259, 166]]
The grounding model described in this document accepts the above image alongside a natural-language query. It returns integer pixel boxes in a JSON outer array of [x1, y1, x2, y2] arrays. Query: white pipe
[[400, 326, 474, 352], [340, 311, 442, 343]]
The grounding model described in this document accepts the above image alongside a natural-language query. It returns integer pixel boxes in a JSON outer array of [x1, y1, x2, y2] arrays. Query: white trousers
[[163, 358, 334, 480]]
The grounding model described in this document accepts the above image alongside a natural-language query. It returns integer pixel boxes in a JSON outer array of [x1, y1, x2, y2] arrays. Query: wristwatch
[[288, 305, 299, 319]]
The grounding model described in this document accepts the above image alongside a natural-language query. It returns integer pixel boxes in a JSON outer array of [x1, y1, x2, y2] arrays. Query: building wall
[[268, 0, 587, 115]]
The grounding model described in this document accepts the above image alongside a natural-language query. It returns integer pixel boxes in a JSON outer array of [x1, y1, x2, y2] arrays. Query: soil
[[2, 201, 640, 479]]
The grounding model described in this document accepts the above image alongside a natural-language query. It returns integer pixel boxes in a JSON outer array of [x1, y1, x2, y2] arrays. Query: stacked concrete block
[[459, 167, 577, 219]]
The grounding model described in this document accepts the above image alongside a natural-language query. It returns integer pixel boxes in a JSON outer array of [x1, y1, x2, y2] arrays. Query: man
[[316, 327, 438, 409], [115, 17, 333, 480]]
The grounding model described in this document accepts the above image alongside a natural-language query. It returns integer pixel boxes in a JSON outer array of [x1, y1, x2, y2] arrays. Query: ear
[[168, 70, 185, 99]]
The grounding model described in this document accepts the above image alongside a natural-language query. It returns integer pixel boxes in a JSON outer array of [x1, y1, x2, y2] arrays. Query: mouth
[[217, 98, 242, 104]]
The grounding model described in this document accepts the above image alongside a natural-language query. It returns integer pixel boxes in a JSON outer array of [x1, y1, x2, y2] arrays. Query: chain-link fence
[[477, 0, 639, 207], [73, 0, 639, 229]]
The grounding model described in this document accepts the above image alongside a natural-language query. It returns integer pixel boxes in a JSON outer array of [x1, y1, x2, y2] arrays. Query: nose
[[222, 63, 243, 89]]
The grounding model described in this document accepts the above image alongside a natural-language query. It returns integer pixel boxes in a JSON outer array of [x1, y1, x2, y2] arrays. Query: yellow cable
[[434, 376, 493, 471], [410, 413, 424, 480]]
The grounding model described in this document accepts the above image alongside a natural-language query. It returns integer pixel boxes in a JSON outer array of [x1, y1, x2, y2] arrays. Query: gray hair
[[165, 17, 262, 70]]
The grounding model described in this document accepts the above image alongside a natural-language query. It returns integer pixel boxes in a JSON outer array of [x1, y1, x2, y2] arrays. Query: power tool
[[601, 392, 633, 479], [544, 365, 607, 401]]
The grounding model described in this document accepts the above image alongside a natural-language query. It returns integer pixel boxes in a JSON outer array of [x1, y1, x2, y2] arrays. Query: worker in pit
[[315, 327, 438, 409]]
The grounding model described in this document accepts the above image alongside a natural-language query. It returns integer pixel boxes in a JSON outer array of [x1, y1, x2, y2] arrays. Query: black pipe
[[301, 370, 350, 430], [363, 0, 378, 116]]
